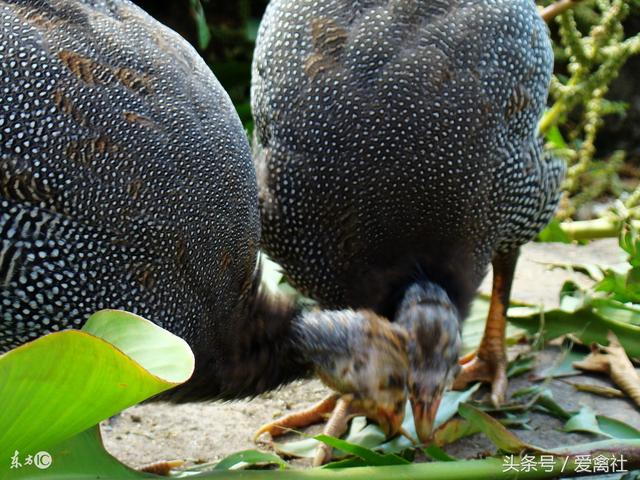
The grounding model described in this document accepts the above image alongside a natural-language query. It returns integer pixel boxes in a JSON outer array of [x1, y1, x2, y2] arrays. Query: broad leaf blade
[[0, 310, 194, 460], [457, 404, 538, 453], [314, 435, 410, 466], [564, 407, 640, 439], [9, 426, 148, 479], [214, 450, 287, 470], [83, 310, 194, 383], [508, 306, 640, 357]]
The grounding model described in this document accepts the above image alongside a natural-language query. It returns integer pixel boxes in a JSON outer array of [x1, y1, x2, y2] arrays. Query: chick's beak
[[411, 395, 442, 444]]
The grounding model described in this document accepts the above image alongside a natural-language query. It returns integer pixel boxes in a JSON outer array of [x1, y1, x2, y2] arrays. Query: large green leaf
[[591, 298, 640, 326], [563, 406, 640, 439], [458, 404, 535, 453], [0, 310, 194, 461], [213, 450, 287, 471], [507, 305, 640, 357], [8, 426, 148, 480], [314, 435, 410, 466]]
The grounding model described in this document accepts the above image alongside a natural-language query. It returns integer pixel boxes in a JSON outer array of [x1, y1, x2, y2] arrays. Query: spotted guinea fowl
[[252, 0, 565, 444], [0, 0, 412, 434]]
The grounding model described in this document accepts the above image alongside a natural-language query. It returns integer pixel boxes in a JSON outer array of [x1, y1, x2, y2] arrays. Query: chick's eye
[[386, 373, 404, 390]]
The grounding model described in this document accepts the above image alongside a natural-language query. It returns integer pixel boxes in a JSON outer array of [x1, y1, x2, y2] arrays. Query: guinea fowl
[[0, 0, 412, 435], [252, 0, 565, 445]]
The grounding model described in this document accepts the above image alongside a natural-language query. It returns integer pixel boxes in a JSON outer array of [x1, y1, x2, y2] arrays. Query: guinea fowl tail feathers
[[161, 261, 312, 402]]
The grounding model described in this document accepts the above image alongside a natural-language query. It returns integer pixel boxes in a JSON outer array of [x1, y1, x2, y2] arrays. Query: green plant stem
[[46, 442, 631, 480], [193, 441, 639, 479], [539, 100, 567, 134], [625, 185, 640, 210], [557, 218, 640, 241]]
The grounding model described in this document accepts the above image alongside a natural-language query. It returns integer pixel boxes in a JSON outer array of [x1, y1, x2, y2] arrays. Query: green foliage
[[563, 406, 640, 438], [512, 218, 640, 359], [2, 297, 638, 477], [547, 220, 640, 359], [0, 310, 194, 462], [508, 296, 640, 356], [10, 426, 148, 480], [619, 216, 640, 266], [5, 320, 637, 479], [212, 450, 287, 470], [537, 218, 572, 243], [591, 217, 640, 302], [190, 0, 212, 50], [538, 0, 640, 220]]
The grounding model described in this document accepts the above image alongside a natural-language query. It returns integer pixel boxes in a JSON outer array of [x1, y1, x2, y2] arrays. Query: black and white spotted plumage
[[0, 0, 304, 401], [0, 0, 260, 356], [0, 1, 417, 408], [253, 0, 565, 317]]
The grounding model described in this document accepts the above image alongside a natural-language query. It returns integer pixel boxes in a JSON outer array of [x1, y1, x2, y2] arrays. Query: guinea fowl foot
[[452, 249, 519, 407], [312, 395, 414, 465], [453, 348, 508, 407], [253, 393, 340, 442], [253, 393, 352, 465]]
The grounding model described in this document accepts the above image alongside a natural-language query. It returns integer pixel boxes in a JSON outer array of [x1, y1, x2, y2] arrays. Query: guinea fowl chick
[[252, 0, 565, 446], [0, 0, 410, 440]]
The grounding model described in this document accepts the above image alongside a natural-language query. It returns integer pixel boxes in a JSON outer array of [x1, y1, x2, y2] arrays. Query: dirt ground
[[101, 239, 640, 469]]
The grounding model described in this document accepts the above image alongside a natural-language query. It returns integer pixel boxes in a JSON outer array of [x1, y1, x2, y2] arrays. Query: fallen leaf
[[573, 331, 640, 407]]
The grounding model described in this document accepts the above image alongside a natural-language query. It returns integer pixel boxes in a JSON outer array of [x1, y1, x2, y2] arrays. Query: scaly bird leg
[[253, 393, 339, 441], [253, 393, 354, 466], [255, 392, 409, 465], [313, 395, 414, 465], [313, 395, 354, 466], [453, 248, 519, 406]]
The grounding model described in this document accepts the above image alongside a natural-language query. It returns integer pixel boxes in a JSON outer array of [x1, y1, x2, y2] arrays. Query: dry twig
[[139, 460, 185, 476]]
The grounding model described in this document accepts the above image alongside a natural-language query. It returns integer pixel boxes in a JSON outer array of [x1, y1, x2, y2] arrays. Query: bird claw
[[252, 393, 339, 442], [253, 393, 372, 465], [312, 395, 355, 466], [453, 352, 508, 407]]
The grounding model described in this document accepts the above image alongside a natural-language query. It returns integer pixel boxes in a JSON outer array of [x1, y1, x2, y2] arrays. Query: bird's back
[[0, 0, 259, 353], [253, 0, 564, 312]]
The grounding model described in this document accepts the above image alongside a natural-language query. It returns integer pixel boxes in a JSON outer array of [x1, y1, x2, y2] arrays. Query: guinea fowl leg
[[453, 248, 519, 406], [253, 393, 340, 441]]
